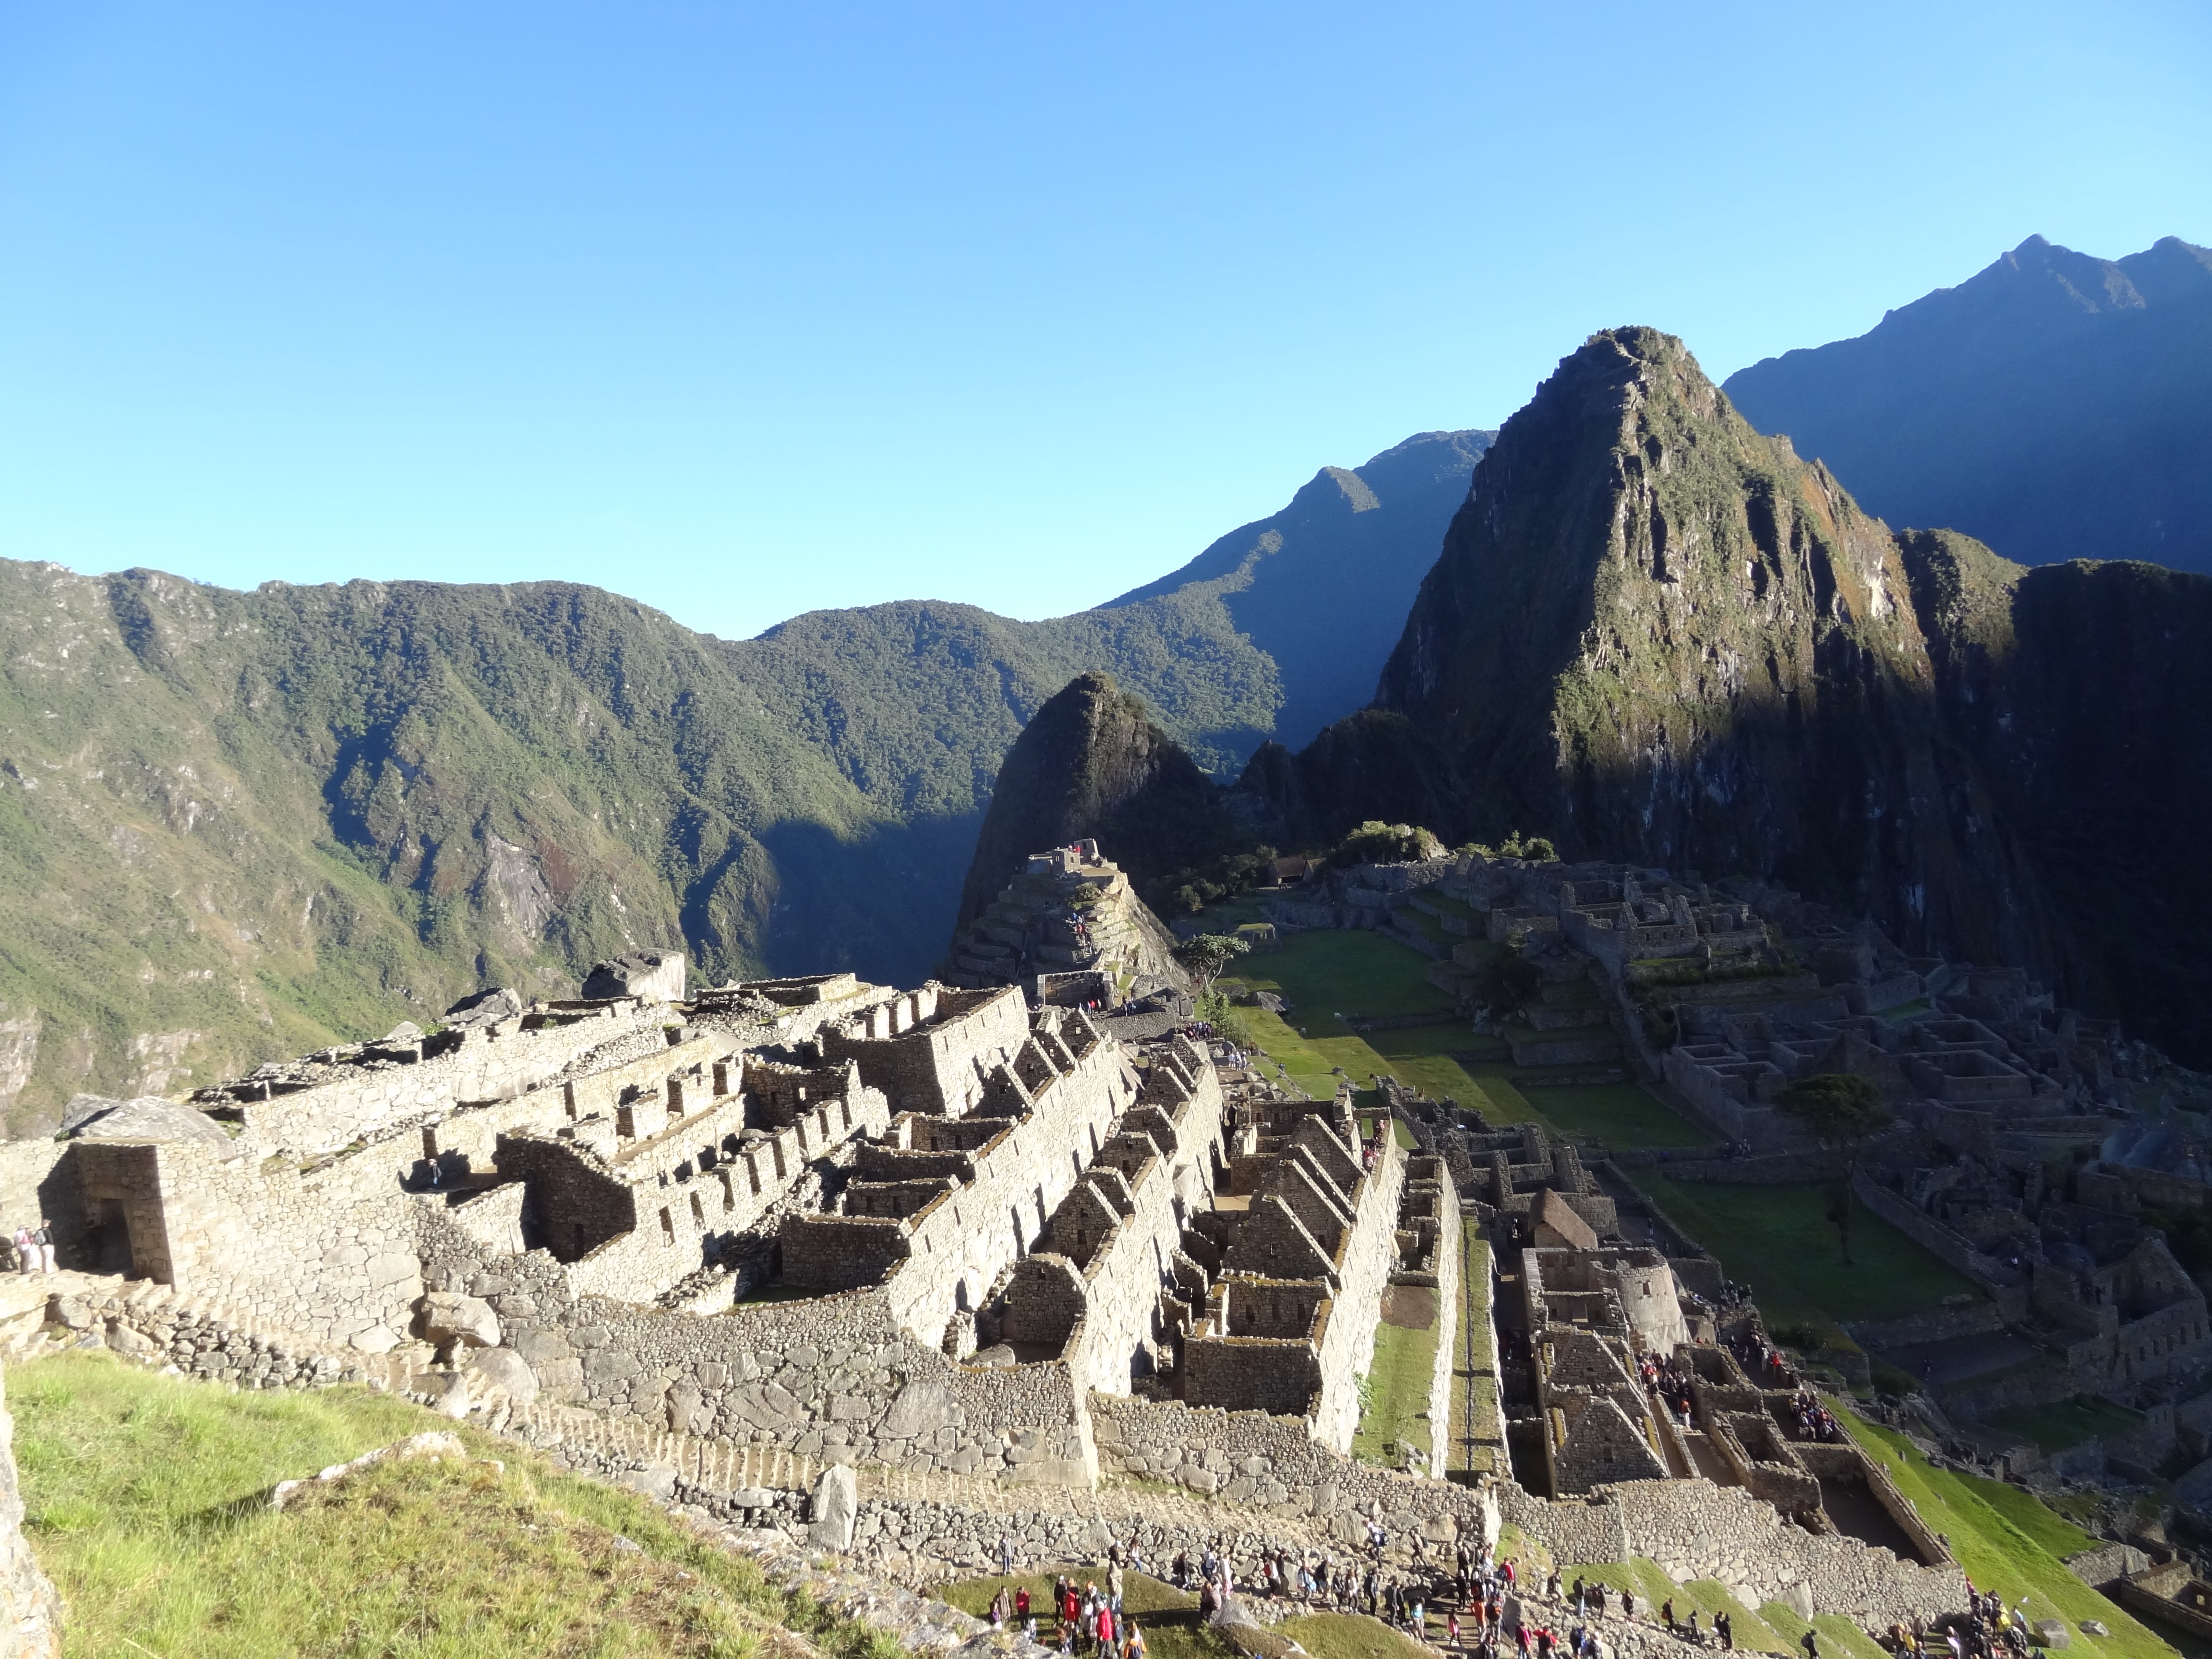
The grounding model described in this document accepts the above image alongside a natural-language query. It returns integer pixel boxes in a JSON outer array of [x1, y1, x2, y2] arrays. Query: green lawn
[[938, 1572, 1238, 1659], [1352, 1287, 1441, 1467], [11, 1351, 898, 1659], [1219, 929, 1707, 1150], [1835, 1406, 2176, 1659], [1448, 1231, 1501, 1479], [1986, 1396, 2146, 1454], [1628, 1171, 1983, 1334], [1277, 1611, 1430, 1659]]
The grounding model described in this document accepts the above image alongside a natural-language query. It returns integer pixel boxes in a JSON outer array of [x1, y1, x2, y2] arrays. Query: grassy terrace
[[1351, 1284, 1442, 1467], [1833, 1406, 2176, 1659], [1987, 1396, 2147, 1454], [1447, 1229, 1500, 1479], [1627, 1172, 1984, 1335], [14, 1351, 897, 1659], [1217, 929, 1708, 1152]]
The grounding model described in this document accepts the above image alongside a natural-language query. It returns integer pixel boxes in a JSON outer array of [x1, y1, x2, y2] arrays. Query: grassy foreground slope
[[12, 1351, 896, 1659]]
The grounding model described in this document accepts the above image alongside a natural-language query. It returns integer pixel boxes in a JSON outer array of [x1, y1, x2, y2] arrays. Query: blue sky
[[0, 2, 2204, 639]]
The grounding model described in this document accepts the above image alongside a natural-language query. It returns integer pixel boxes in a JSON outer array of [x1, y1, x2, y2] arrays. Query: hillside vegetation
[[11, 1350, 894, 1659]]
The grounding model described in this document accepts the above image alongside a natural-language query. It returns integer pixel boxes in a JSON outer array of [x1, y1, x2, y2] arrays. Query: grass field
[[1834, 1406, 2175, 1659], [1628, 1171, 1983, 1333], [1351, 1286, 1441, 1467], [1986, 1396, 2147, 1454], [1448, 1230, 1500, 1479], [938, 1572, 1238, 1659], [12, 1350, 895, 1659], [1277, 1610, 1430, 1659], [1218, 930, 1708, 1151]]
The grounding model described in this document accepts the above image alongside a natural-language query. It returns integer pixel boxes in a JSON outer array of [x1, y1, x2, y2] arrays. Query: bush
[[1329, 821, 1444, 868], [1463, 830, 1558, 862]]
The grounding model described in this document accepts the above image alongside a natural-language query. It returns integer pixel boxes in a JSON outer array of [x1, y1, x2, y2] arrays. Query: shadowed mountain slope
[[1311, 326, 2212, 1063], [1724, 235, 2212, 575], [1106, 429, 1493, 750]]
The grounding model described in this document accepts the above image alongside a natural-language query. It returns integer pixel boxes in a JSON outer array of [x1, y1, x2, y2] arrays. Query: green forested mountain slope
[[0, 563, 1272, 1130], [0, 420, 1485, 1130]]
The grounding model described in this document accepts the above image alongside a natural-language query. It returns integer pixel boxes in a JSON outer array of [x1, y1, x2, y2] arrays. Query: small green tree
[[1067, 882, 1106, 911], [1329, 820, 1445, 868], [1773, 1072, 1894, 1264], [1174, 933, 1251, 988]]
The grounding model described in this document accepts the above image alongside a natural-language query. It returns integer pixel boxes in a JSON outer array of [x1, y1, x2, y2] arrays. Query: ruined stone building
[[943, 844, 1187, 1000]]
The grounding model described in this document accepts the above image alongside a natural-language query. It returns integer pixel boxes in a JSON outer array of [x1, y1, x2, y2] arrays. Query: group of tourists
[[1638, 1350, 1699, 1428], [9, 1221, 54, 1275], [1882, 1586, 2040, 1659], [1789, 1389, 1845, 1443], [977, 1525, 2042, 1659]]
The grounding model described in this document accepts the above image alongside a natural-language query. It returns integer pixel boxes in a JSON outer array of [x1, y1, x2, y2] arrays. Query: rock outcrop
[[951, 672, 1231, 936]]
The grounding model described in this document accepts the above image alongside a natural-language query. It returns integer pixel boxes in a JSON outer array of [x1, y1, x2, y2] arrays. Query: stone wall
[[1421, 1176, 1463, 1473], [227, 1003, 668, 1158], [416, 1205, 1096, 1483], [818, 986, 1029, 1118], [1311, 1133, 1407, 1449], [1092, 1394, 1962, 1620], [72, 1136, 425, 1352]]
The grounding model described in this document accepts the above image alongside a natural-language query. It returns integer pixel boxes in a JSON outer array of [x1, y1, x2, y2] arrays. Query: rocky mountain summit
[[1340, 325, 2212, 1064], [1724, 235, 2212, 574]]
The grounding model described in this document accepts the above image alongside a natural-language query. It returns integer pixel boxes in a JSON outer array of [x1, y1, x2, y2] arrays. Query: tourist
[[1716, 1610, 1732, 1650], [1450, 1610, 1463, 1649], [1017, 1587, 1032, 1625], [1096, 1600, 1116, 1659], [1172, 1550, 1191, 1591], [1125, 1620, 1147, 1659], [1686, 1610, 1701, 1646], [1000, 1533, 1015, 1575], [1620, 1588, 1635, 1622], [1108, 1563, 1124, 1607], [33, 1220, 53, 1274], [1663, 1599, 1676, 1633], [9, 1226, 29, 1276], [1801, 1631, 1820, 1659]]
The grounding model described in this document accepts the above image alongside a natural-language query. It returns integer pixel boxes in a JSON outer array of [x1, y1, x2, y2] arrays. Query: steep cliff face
[[950, 672, 1229, 934], [1903, 535, 2212, 1058], [1376, 326, 2054, 972]]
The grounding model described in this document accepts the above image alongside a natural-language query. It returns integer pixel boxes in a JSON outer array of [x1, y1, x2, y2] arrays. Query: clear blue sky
[[0, 2, 2204, 639]]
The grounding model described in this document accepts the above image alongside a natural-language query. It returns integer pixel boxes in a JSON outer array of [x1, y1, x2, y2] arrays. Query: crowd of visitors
[[976, 1526, 2044, 1659]]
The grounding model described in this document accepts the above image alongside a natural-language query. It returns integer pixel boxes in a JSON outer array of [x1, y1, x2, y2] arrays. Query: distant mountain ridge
[[0, 426, 1479, 1129], [1104, 429, 1493, 750], [1724, 234, 2212, 574]]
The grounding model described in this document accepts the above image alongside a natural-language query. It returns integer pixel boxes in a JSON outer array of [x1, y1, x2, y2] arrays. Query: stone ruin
[[943, 842, 1189, 1002], [1, 866, 2000, 1627]]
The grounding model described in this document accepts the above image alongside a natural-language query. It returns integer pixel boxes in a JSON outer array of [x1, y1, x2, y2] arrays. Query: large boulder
[[581, 951, 686, 1003], [416, 1292, 501, 1349], [443, 987, 524, 1029], [809, 1463, 858, 1550], [60, 1094, 237, 1156], [462, 1346, 539, 1405]]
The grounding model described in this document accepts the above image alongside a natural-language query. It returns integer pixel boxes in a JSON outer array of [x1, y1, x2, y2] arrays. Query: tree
[[1773, 1072, 1894, 1265], [1174, 933, 1251, 988]]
